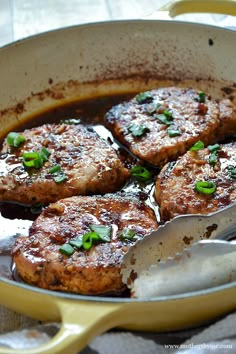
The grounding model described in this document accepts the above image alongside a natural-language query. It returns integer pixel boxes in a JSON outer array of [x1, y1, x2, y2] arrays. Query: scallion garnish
[[154, 110, 173, 126], [136, 91, 153, 104], [128, 123, 150, 137], [189, 141, 205, 151], [195, 181, 216, 194], [227, 165, 236, 179], [23, 151, 43, 168], [69, 226, 111, 252], [40, 147, 51, 162], [53, 173, 68, 183], [48, 164, 67, 183], [89, 225, 111, 242], [167, 126, 182, 137], [82, 231, 101, 250], [208, 144, 220, 152], [198, 91, 206, 103], [69, 236, 83, 249], [155, 114, 172, 125], [59, 225, 112, 255], [208, 144, 220, 166], [195, 91, 206, 103], [163, 109, 173, 119], [23, 148, 51, 169], [146, 102, 161, 115], [6, 132, 26, 148], [130, 165, 152, 183], [59, 243, 75, 256], [209, 152, 218, 166], [49, 165, 61, 174], [118, 228, 136, 240]]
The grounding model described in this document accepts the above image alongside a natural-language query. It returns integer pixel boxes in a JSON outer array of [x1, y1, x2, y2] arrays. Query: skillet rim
[[1, 275, 236, 303], [0, 17, 235, 54]]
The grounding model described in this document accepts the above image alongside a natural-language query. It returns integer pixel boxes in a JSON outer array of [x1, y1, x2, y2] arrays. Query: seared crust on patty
[[12, 194, 158, 295], [105, 87, 236, 166], [155, 142, 236, 221], [216, 99, 236, 140], [0, 124, 129, 205]]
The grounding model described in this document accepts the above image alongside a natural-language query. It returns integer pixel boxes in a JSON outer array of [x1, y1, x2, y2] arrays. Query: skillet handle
[[0, 299, 125, 354], [149, 0, 236, 19]]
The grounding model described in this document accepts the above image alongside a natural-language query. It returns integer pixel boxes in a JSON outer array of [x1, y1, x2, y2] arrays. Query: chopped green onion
[[208, 144, 220, 166], [7, 132, 26, 148], [130, 165, 152, 183], [154, 110, 173, 126], [208, 144, 220, 152], [198, 91, 206, 103], [136, 91, 153, 104], [40, 147, 51, 162], [22, 148, 51, 169], [89, 225, 111, 242], [49, 165, 61, 174], [146, 102, 161, 115], [195, 91, 206, 103], [227, 165, 236, 179], [59, 243, 74, 256], [23, 152, 43, 168], [58, 225, 113, 256], [59, 226, 112, 256], [82, 231, 101, 250], [53, 173, 68, 183], [227, 165, 235, 171], [128, 123, 150, 137], [69, 236, 83, 249], [230, 171, 236, 179], [155, 114, 172, 126], [195, 181, 216, 194], [190, 141, 205, 151], [209, 151, 218, 166], [163, 109, 173, 119], [167, 126, 182, 137], [48, 163, 67, 183], [118, 228, 136, 240], [69, 226, 111, 252], [82, 226, 111, 250]]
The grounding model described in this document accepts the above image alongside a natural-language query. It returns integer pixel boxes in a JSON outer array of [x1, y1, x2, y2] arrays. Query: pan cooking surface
[[0, 79, 235, 297]]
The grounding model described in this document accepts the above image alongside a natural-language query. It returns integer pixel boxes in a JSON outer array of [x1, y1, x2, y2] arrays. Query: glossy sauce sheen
[[12, 194, 158, 294], [0, 93, 159, 260], [1, 90, 235, 284]]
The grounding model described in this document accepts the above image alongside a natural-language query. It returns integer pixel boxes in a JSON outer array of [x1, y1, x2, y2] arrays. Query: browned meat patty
[[155, 141, 236, 221], [0, 123, 129, 205], [105, 87, 236, 166], [12, 194, 158, 295], [217, 99, 236, 139]]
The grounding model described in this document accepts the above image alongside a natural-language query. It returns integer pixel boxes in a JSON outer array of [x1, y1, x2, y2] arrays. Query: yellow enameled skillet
[[0, 1, 236, 352]]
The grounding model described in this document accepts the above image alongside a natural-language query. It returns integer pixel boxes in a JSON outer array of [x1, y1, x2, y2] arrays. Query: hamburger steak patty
[[105, 87, 236, 166], [155, 142, 236, 221], [0, 123, 129, 205], [11, 194, 158, 295]]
